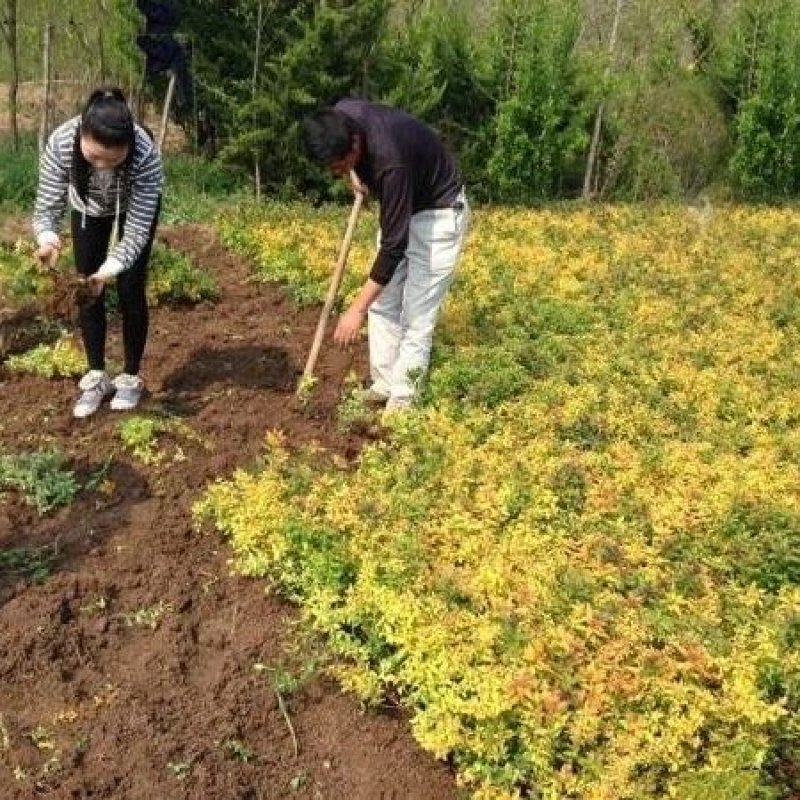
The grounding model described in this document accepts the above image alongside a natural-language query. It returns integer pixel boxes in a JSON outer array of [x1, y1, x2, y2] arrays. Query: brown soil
[[0, 224, 460, 799]]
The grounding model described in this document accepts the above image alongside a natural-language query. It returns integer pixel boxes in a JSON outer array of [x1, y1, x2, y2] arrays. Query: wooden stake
[[298, 180, 365, 392], [158, 71, 177, 152], [38, 23, 53, 154]]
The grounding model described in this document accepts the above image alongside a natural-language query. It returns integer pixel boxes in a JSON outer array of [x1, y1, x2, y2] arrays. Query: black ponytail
[[81, 87, 135, 149], [71, 86, 136, 200]]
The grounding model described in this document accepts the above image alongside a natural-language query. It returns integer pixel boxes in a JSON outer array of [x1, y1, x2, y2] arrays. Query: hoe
[[298, 171, 365, 394]]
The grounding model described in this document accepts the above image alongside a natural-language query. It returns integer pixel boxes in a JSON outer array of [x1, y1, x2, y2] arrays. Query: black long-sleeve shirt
[[335, 99, 462, 285]]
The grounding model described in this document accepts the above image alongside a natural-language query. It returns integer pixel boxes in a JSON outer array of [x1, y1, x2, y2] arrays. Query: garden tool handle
[[298, 178, 365, 392]]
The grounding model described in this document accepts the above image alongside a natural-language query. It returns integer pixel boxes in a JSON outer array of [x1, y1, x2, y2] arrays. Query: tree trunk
[[252, 0, 264, 201], [2, 0, 19, 150], [98, 29, 107, 83], [746, 12, 761, 98], [583, 101, 606, 199], [583, 0, 624, 200], [505, 12, 519, 98], [97, 0, 108, 82]]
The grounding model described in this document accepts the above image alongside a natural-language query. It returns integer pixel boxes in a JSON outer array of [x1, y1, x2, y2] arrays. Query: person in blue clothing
[[304, 99, 471, 410]]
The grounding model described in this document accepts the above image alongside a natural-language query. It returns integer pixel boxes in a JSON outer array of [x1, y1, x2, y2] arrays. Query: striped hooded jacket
[[33, 116, 163, 278]]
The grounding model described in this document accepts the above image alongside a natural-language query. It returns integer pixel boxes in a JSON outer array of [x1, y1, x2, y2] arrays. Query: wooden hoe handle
[[298, 182, 365, 392]]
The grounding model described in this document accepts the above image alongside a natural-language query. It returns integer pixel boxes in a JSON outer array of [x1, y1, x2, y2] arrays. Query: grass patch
[[0, 134, 38, 212], [162, 152, 250, 225]]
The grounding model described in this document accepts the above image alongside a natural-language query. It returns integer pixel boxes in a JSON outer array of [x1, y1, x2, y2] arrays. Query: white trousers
[[369, 190, 470, 401]]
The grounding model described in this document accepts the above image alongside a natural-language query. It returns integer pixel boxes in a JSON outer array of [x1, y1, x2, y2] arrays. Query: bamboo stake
[[298, 178, 365, 393]]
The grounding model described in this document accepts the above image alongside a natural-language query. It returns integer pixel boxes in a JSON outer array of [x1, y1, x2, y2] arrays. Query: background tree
[[483, 0, 587, 202], [221, 0, 391, 197], [582, 0, 624, 199], [581, 0, 729, 199], [5, 0, 800, 202], [721, 0, 800, 197], [1, 0, 18, 149]]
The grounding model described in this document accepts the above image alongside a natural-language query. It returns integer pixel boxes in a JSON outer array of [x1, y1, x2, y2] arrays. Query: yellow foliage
[[205, 203, 800, 799]]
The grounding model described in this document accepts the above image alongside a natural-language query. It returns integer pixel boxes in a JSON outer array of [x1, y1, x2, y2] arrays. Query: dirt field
[[0, 223, 459, 799]]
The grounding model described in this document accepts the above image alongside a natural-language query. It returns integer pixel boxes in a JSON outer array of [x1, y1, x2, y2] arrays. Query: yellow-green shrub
[[203, 204, 800, 799], [5, 334, 84, 377], [218, 203, 378, 307], [0, 240, 52, 306]]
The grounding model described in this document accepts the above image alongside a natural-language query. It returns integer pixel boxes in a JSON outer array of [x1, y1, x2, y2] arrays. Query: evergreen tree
[[221, 0, 390, 196], [724, 0, 800, 197], [483, 0, 587, 202]]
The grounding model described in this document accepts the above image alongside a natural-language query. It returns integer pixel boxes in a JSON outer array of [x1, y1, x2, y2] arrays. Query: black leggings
[[71, 204, 160, 375]]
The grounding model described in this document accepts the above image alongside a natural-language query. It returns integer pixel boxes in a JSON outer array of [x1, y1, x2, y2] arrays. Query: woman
[[33, 87, 163, 418]]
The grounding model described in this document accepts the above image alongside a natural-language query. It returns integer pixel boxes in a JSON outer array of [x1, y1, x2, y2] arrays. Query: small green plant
[[117, 416, 169, 464], [0, 449, 79, 513], [335, 374, 376, 433], [289, 771, 310, 791], [0, 715, 10, 751], [295, 375, 318, 408], [117, 415, 200, 465], [0, 240, 50, 304], [148, 246, 218, 306], [254, 659, 319, 695], [254, 657, 326, 759], [5, 335, 85, 378], [83, 455, 115, 494], [167, 760, 192, 780], [223, 738, 256, 763], [29, 725, 55, 751], [123, 600, 172, 630], [72, 735, 90, 766], [0, 546, 55, 583], [79, 596, 109, 615]]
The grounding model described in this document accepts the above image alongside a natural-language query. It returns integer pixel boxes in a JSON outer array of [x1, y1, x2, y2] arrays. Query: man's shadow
[[159, 344, 296, 414]]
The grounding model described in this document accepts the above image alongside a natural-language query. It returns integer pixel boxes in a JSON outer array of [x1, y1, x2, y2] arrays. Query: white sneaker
[[74, 370, 114, 418], [110, 373, 144, 411]]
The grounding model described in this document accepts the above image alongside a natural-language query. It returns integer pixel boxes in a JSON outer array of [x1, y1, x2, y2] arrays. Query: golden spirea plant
[[204, 204, 800, 799], [5, 334, 85, 377]]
